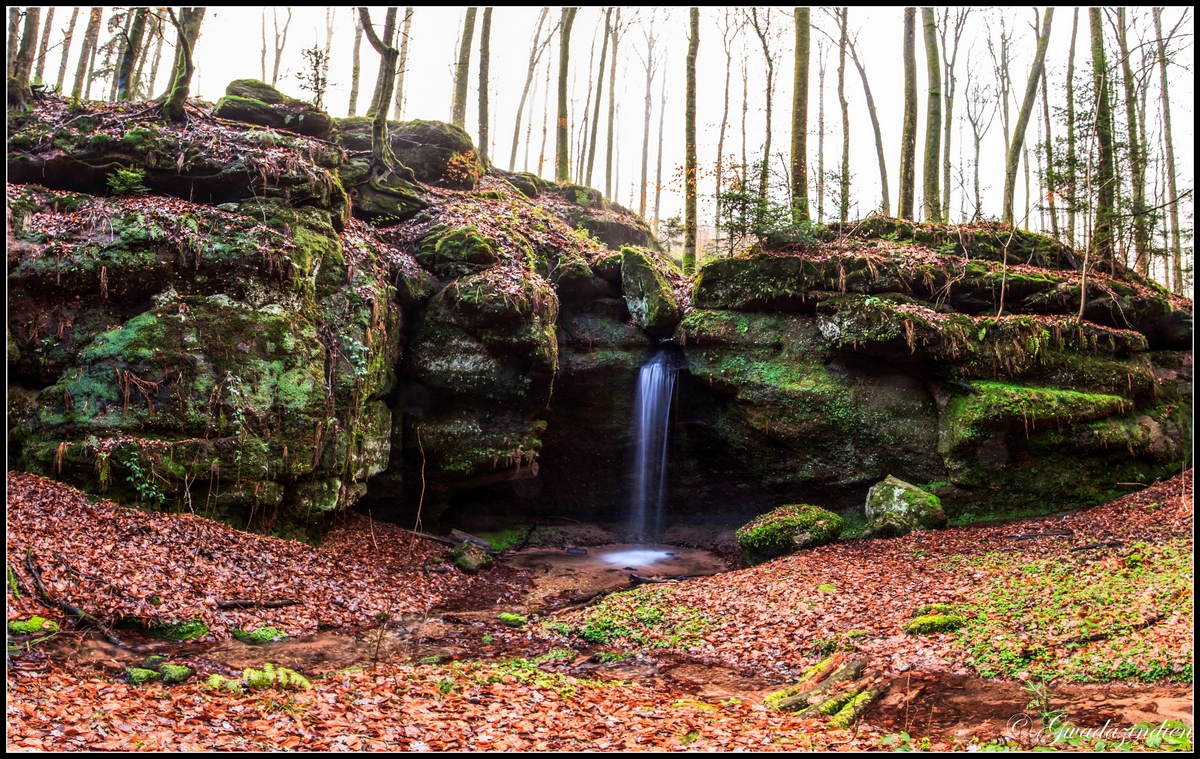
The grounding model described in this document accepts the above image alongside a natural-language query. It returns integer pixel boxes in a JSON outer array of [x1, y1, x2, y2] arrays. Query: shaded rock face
[[7, 94, 1192, 535]]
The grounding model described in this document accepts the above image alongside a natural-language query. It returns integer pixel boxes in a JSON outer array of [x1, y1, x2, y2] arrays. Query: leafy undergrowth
[[548, 585, 716, 648], [5, 472, 529, 640], [6, 661, 838, 751], [539, 471, 1193, 685], [956, 538, 1193, 683]]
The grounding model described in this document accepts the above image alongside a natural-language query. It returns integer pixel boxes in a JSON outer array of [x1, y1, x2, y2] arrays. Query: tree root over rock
[[765, 654, 887, 729]]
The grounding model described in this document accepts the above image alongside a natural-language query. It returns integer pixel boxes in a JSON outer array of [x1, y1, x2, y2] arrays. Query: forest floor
[[6, 471, 1193, 751]]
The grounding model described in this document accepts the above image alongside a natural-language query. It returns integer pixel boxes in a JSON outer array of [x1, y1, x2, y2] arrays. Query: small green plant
[[681, 731, 701, 745], [437, 678, 455, 694], [7, 563, 20, 599], [232, 625, 287, 644], [243, 662, 312, 691], [817, 583, 837, 593], [106, 167, 150, 196], [534, 648, 575, 664], [481, 634, 494, 644], [420, 654, 448, 664], [497, 613, 527, 628], [541, 620, 572, 637]]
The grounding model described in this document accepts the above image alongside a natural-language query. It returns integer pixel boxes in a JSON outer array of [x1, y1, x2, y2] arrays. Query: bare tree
[[511, 8, 551, 171], [1001, 9, 1052, 226], [684, 7, 699, 274], [817, 39, 828, 220], [109, 11, 133, 102], [8, 7, 40, 109], [450, 7, 477, 128], [636, 11, 661, 217], [749, 7, 778, 203], [1112, 9, 1149, 274], [653, 68, 668, 227], [555, 7, 579, 182], [837, 8, 850, 223], [605, 9, 625, 199], [7, 8, 20, 77], [939, 8, 969, 222], [714, 10, 739, 235], [392, 8, 414, 120], [585, 8, 612, 186], [116, 8, 148, 101], [921, 8, 941, 222], [1153, 8, 1185, 293], [260, 10, 267, 81], [1088, 8, 1116, 267], [348, 12, 362, 116], [34, 6, 53, 84], [845, 29, 888, 216], [538, 44, 552, 177], [791, 7, 810, 220], [271, 8, 292, 87], [358, 7, 401, 170], [963, 58, 997, 221], [898, 8, 917, 220], [1065, 9, 1079, 247], [55, 7, 80, 94], [1039, 46, 1058, 239], [72, 8, 102, 99], [478, 7, 492, 165]]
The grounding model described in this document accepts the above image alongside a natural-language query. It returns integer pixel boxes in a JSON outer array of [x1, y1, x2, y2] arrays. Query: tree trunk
[[605, 10, 622, 198], [83, 27, 100, 99], [1040, 61, 1059, 239], [818, 43, 827, 221], [116, 8, 148, 101], [575, 22, 598, 179], [1153, 9, 1183, 293], [1001, 9, 1052, 226], [538, 45, 551, 177], [9, 7, 40, 109], [359, 8, 401, 170], [750, 8, 776, 203], [348, 13, 362, 116], [7, 8, 20, 77], [653, 73, 668, 228], [367, 8, 397, 119], [271, 8, 292, 87], [791, 7, 810, 220], [110, 11, 132, 102], [837, 8, 850, 223], [34, 6, 53, 84], [921, 8, 941, 222], [477, 7, 492, 165], [1065, 9, 1078, 249], [162, 8, 204, 122], [132, 13, 156, 97], [899, 8, 917, 220], [1088, 8, 1115, 267], [715, 11, 735, 241], [638, 22, 657, 218], [940, 9, 968, 222], [554, 7, 578, 182], [72, 8, 101, 99], [683, 7, 699, 275], [392, 8, 414, 121], [585, 9, 612, 186], [260, 10, 267, 81], [55, 7, 80, 94], [846, 39, 888, 216], [1115, 9, 1149, 275], [450, 7, 477, 128], [510, 11, 552, 172]]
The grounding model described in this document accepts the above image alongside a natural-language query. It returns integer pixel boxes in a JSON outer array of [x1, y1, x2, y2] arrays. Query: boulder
[[736, 504, 844, 566], [620, 248, 680, 337], [864, 475, 948, 538], [332, 117, 480, 189], [214, 80, 333, 139], [452, 542, 493, 574]]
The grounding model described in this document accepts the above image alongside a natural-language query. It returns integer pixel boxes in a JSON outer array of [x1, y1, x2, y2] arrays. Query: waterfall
[[629, 349, 678, 541]]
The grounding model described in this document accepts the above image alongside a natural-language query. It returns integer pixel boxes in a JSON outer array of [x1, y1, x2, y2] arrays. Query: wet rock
[[621, 247, 680, 337], [736, 504, 844, 566], [453, 543, 493, 574]]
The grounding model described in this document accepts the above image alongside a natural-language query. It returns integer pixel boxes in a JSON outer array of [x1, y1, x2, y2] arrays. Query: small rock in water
[[566, 548, 587, 555]]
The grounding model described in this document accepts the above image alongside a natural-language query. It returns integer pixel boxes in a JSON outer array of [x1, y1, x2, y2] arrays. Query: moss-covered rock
[[232, 626, 288, 644], [497, 612, 526, 627], [7, 615, 58, 635], [415, 225, 500, 279], [125, 667, 162, 685], [736, 504, 844, 566], [214, 80, 333, 139], [620, 248, 680, 337], [863, 475, 947, 538], [452, 543, 493, 574], [159, 663, 193, 683], [337, 155, 425, 222], [331, 117, 480, 189], [225, 78, 288, 104], [903, 614, 965, 634]]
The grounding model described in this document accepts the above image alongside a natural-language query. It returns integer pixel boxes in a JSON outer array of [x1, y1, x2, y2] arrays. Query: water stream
[[628, 349, 679, 540]]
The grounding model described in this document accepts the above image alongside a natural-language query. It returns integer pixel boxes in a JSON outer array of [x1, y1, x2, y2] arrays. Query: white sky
[[37, 7, 1196, 254]]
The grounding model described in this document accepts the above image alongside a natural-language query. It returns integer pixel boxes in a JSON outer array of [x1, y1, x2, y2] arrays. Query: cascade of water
[[629, 349, 678, 541]]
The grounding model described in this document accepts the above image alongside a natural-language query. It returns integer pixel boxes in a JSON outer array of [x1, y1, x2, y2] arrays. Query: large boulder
[[736, 504, 844, 566], [863, 475, 948, 538], [621, 248, 680, 337], [332, 117, 480, 190], [214, 80, 333, 139]]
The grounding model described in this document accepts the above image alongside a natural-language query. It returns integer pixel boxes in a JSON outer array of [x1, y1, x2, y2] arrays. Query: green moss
[[914, 603, 957, 617], [567, 585, 713, 649], [125, 667, 162, 685], [903, 614, 965, 634], [452, 543, 494, 574], [736, 504, 844, 566], [152, 618, 208, 641], [7, 616, 58, 635], [416, 225, 499, 279], [620, 247, 680, 337], [243, 662, 311, 691], [159, 663, 193, 683], [497, 612, 527, 628], [232, 625, 287, 644]]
